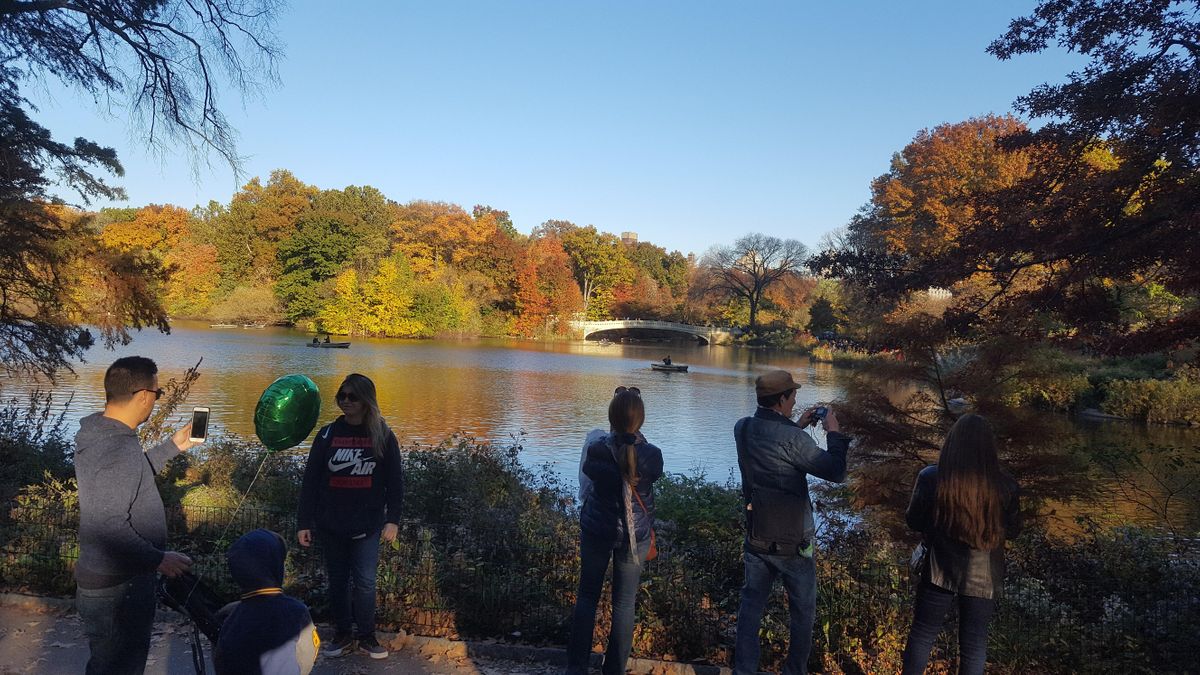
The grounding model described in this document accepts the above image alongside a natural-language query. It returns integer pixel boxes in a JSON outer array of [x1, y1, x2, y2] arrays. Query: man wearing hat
[[733, 369, 850, 675]]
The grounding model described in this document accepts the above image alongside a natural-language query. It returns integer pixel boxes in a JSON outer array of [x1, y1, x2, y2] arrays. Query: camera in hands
[[808, 406, 828, 427]]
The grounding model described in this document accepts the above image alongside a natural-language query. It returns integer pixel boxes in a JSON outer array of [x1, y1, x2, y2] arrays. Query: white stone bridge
[[571, 319, 742, 345]]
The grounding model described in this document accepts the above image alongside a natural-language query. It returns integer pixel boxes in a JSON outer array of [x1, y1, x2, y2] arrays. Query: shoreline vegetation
[[803, 345, 1200, 428], [1, 401, 1196, 673], [2, 371, 1199, 673]]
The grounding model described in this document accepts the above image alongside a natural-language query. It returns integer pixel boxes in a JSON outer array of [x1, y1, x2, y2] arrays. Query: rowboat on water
[[306, 341, 351, 349], [650, 363, 688, 372]]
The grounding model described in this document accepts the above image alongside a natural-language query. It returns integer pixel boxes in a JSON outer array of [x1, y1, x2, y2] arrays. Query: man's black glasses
[[614, 386, 641, 396], [336, 390, 360, 403], [133, 388, 164, 400]]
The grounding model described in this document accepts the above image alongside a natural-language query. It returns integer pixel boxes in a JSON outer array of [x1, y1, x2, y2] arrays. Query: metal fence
[[2, 500, 1196, 673]]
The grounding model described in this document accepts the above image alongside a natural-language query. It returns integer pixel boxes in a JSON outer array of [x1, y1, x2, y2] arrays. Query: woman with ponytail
[[902, 414, 1021, 674], [566, 387, 664, 675], [296, 373, 404, 660]]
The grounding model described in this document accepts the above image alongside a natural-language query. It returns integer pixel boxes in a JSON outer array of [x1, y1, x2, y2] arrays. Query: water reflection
[[4, 322, 1196, 533], [3, 322, 840, 484]]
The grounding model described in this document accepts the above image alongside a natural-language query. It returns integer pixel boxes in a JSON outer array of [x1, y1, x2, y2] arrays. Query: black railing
[[2, 501, 1195, 673]]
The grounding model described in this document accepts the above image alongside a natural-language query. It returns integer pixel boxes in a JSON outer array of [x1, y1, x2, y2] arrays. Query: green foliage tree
[[806, 296, 839, 335], [560, 225, 633, 319], [312, 185, 396, 266], [275, 215, 359, 322]]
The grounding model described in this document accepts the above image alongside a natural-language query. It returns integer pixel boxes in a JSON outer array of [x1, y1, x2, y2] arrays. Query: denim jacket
[[734, 407, 851, 547], [580, 434, 664, 548]]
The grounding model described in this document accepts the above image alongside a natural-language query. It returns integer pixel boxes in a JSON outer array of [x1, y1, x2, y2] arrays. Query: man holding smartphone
[[733, 370, 851, 675], [74, 356, 202, 675]]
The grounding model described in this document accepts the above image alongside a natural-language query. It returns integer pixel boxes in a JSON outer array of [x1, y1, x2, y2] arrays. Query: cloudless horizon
[[29, 0, 1082, 256]]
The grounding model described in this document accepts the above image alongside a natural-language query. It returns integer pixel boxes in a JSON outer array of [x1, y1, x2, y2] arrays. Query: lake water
[[2, 322, 842, 483], [4, 322, 1197, 532]]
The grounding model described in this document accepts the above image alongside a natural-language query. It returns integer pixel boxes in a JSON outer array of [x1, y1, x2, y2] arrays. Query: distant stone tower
[[621, 231, 638, 246]]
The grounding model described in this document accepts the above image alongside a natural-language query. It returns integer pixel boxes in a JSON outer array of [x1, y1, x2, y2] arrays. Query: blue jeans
[[734, 551, 817, 675], [76, 574, 157, 675], [902, 582, 996, 675], [321, 529, 381, 639], [566, 533, 649, 675]]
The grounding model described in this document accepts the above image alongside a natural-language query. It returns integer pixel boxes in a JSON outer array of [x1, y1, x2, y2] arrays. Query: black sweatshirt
[[296, 417, 404, 537]]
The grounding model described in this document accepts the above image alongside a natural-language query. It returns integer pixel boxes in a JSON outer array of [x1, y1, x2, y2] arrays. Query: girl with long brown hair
[[566, 387, 664, 675], [902, 413, 1021, 674]]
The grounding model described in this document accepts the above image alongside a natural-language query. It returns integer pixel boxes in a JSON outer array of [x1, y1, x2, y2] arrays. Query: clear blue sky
[[31, 0, 1080, 256]]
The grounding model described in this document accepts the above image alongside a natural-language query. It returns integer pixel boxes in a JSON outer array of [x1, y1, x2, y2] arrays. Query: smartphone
[[189, 407, 210, 443]]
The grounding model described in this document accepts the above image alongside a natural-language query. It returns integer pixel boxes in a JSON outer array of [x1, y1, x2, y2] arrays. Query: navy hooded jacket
[[213, 529, 318, 675], [579, 434, 663, 547]]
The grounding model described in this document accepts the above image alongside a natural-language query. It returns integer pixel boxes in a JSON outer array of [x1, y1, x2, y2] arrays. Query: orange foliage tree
[[98, 204, 191, 256], [514, 235, 583, 336]]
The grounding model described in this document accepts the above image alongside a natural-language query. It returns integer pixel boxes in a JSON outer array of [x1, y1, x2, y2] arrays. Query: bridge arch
[[570, 319, 740, 346]]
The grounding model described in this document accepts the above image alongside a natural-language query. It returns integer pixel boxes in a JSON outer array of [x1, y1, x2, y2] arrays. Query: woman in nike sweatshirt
[[296, 373, 404, 659]]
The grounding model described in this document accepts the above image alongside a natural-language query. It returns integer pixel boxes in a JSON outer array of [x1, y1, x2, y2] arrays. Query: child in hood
[[214, 529, 319, 675]]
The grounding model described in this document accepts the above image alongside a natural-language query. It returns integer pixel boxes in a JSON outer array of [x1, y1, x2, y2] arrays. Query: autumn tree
[[98, 204, 219, 317], [815, 5, 1200, 355], [560, 225, 633, 319], [984, 0, 1200, 353], [224, 170, 316, 281], [514, 235, 582, 336], [699, 233, 808, 334], [806, 0, 1200, 519], [850, 115, 1033, 257], [99, 204, 191, 256], [0, 0, 279, 377], [473, 205, 519, 239], [162, 239, 220, 317], [611, 273, 677, 320], [457, 206, 522, 309]]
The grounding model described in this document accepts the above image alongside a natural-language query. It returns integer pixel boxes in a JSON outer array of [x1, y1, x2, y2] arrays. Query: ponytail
[[608, 394, 645, 486], [617, 432, 640, 486]]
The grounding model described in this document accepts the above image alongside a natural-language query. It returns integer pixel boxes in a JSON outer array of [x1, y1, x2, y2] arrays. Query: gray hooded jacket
[[74, 413, 178, 588]]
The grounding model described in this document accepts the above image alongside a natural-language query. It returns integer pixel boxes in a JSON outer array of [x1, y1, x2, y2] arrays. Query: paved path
[[0, 604, 558, 674]]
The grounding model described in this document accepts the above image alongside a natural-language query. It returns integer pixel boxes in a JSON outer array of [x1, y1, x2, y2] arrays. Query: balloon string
[[180, 451, 272, 611]]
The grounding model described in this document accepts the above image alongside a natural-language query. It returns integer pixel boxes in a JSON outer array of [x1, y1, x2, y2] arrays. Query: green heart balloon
[[254, 374, 321, 452]]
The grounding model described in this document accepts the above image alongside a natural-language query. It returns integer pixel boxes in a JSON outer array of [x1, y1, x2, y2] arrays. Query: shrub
[[0, 391, 72, 502], [1101, 377, 1200, 424], [1000, 373, 1092, 411], [0, 407, 1195, 673]]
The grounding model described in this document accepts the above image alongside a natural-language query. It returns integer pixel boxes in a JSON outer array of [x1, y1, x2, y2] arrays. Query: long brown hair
[[339, 373, 388, 458], [933, 414, 1009, 550], [608, 391, 645, 487]]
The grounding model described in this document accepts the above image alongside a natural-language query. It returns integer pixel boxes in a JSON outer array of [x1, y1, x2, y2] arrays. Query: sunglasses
[[613, 386, 641, 396], [133, 388, 164, 400], [336, 390, 360, 403]]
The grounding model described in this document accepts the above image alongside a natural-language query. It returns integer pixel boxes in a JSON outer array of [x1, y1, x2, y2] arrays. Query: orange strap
[[631, 487, 656, 548]]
